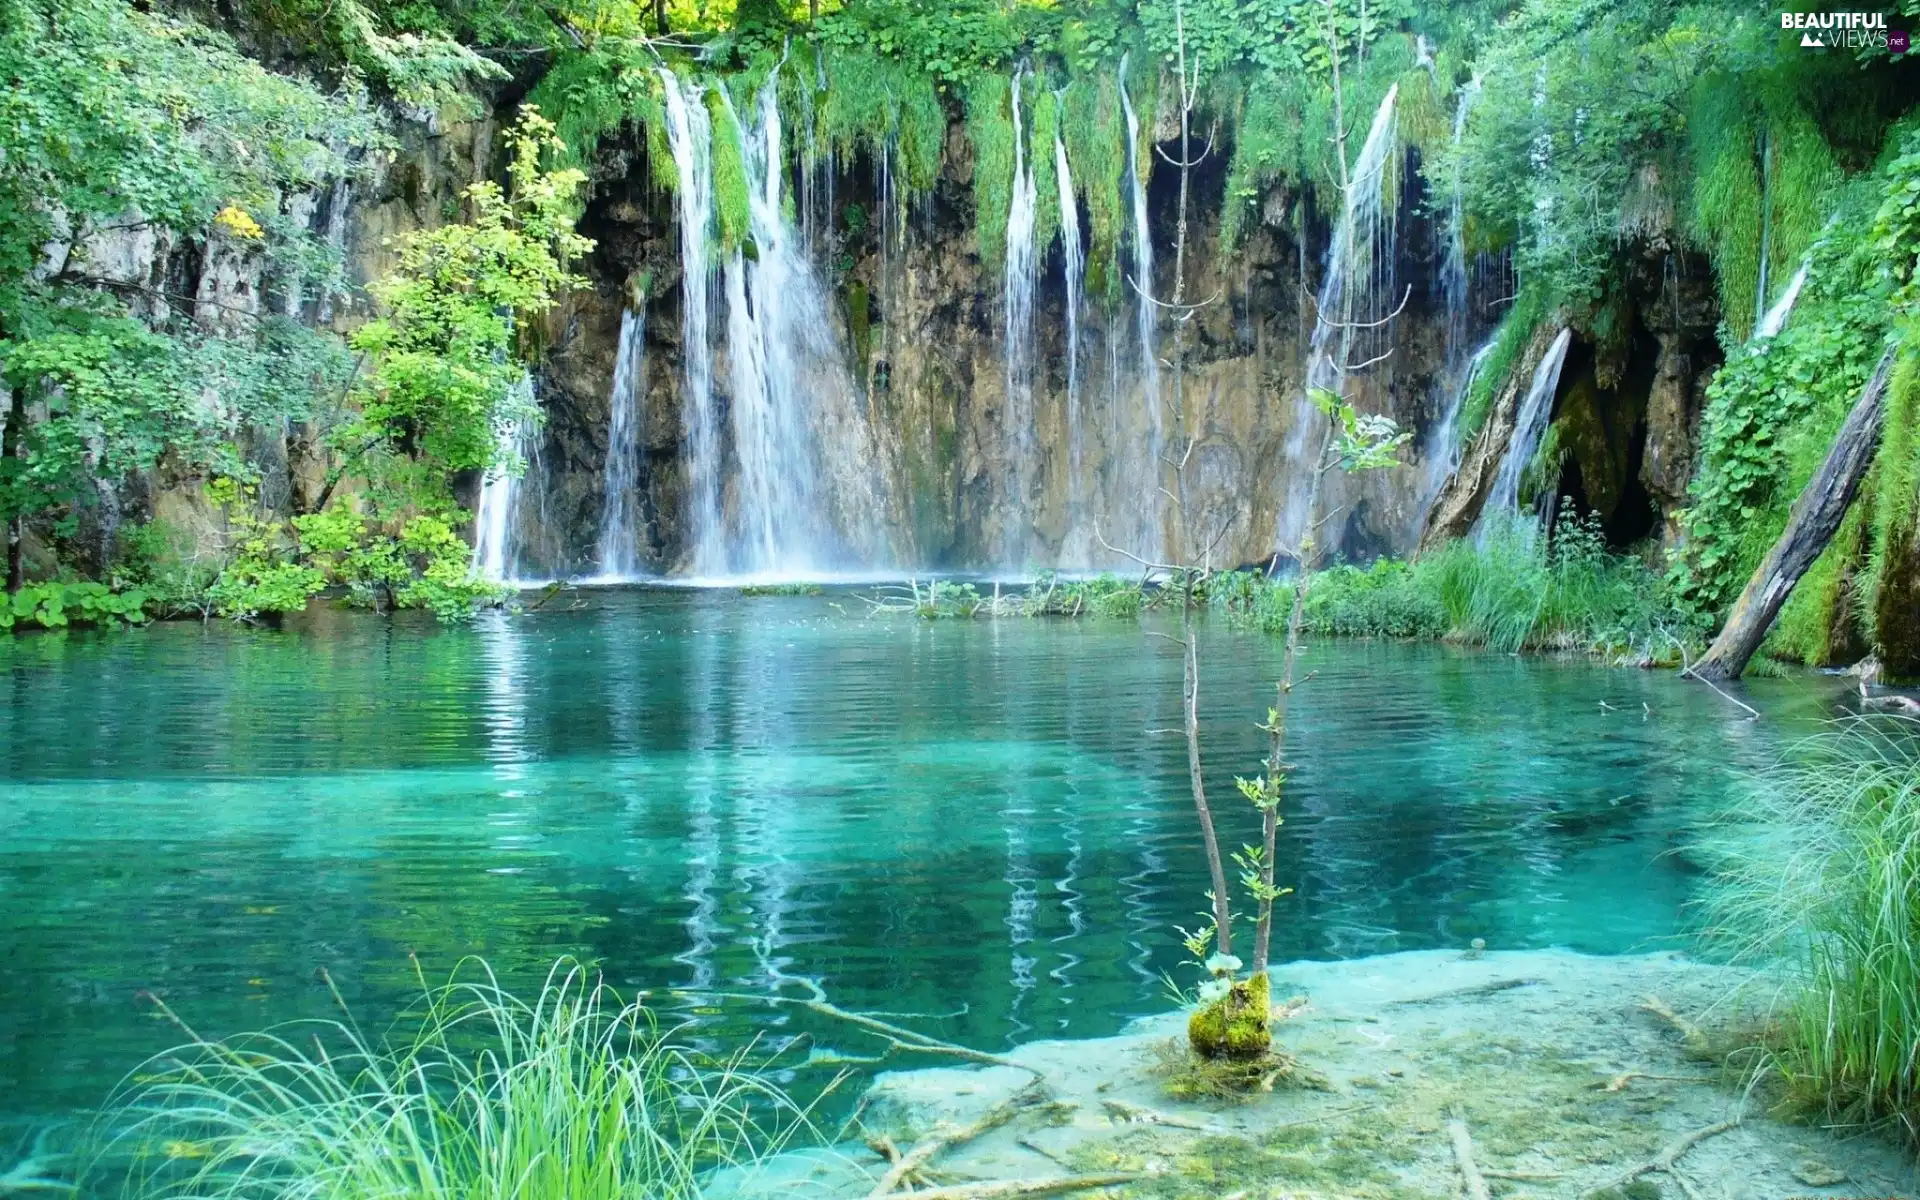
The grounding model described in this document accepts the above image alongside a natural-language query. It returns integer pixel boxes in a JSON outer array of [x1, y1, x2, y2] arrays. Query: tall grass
[[1704, 718, 1920, 1143], [93, 960, 820, 1199], [1238, 510, 1681, 656]]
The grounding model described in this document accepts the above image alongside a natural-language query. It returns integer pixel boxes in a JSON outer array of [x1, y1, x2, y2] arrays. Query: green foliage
[[966, 73, 1015, 268], [709, 88, 754, 253], [1453, 287, 1547, 448], [203, 478, 328, 622], [349, 108, 590, 487], [811, 46, 946, 193], [813, 0, 1027, 92], [95, 958, 816, 1197], [0, 0, 379, 287], [525, 40, 671, 181], [296, 507, 505, 622], [1703, 718, 1920, 1143], [0, 579, 146, 631], [1137, 0, 1412, 78], [1675, 156, 1907, 622], [1029, 73, 1062, 257], [1241, 511, 1687, 657], [1061, 75, 1127, 294]]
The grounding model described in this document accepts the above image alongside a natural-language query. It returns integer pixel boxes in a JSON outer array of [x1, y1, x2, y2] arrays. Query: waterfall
[[1052, 101, 1082, 487], [657, 70, 721, 576], [1485, 327, 1573, 516], [596, 305, 646, 578], [1757, 259, 1809, 340], [1277, 84, 1400, 557], [1422, 339, 1495, 514], [1002, 68, 1040, 560], [718, 69, 892, 578], [1117, 52, 1163, 562], [1052, 93, 1086, 545], [1441, 78, 1482, 365], [473, 372, 539, 584]]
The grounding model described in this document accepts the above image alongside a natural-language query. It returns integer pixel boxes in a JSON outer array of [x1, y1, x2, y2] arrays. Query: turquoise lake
[[0, 589, 1843, 1126]]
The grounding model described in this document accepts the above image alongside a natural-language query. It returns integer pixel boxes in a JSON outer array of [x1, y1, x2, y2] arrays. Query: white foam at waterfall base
[[596, 306, 647, 580], [472, 372, 540, 585], [1484, 326, 1574, 518], [1276, 84, 1399, 559], [1002, 68, 1040, 563], [657, 71, 721, 577]]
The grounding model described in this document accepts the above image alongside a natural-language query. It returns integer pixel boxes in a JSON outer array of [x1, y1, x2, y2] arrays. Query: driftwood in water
[[1418, 324, 1566, 553], [1692, 347, 1897, 681]]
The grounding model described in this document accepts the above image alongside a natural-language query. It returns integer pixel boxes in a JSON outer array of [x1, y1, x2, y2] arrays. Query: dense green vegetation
[[1708, 717, 1920, 1144]]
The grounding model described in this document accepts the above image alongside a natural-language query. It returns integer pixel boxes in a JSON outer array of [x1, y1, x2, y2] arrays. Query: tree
[[1120, 0, 1408, 1062], [0, 0, 381, 589], [324, 107, 591, 513]]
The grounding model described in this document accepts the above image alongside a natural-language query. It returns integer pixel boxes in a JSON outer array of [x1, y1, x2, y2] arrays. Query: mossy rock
[[1188, 972, 1270, 1060]]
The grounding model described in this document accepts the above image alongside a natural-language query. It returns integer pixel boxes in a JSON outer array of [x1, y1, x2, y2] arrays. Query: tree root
[[1638, 995, 1711, 1056], [1594, 1071, 1712, 1092], [1099, 1098, 1217, 1132], [678, 982, 1033, 1073], [1581, 1120, 1739, 1199], [867, 1078, 1049, 1198], [1447, 1111, 1492, 1200], [1389, 978, 1541, 1006]]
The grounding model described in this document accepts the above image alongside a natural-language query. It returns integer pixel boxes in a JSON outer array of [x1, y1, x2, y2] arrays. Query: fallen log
[[1692, 346, 1898, 681]]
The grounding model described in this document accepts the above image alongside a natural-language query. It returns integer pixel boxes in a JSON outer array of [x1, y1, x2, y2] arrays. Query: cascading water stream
[[1277, 84, 1399, 557], [1052, 92, 1087, 546], [1116, 52, 1163, 562], [1002, 68, 1040, 561], [1757, 260, 1810, 339], [1421, 339, 1494, 515], [596, 305, 646, 578], [1441, 77, 1482, 366], [657, 71, 721, 576], [473, 371, 539, 584], [1484, 327, 1573, 517], [718, 67, 896, 578]]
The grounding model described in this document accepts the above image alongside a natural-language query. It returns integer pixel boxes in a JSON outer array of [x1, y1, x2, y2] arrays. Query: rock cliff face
[[57, 97, 1722, 581], [521, 117, 1482, 579]]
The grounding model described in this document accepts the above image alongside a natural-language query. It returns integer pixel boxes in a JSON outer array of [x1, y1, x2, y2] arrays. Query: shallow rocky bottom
[[725, 949, 1919, 1199]]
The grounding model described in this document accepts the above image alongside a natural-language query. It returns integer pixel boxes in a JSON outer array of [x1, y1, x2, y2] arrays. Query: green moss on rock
[[1188, 971, 1270, 1061]]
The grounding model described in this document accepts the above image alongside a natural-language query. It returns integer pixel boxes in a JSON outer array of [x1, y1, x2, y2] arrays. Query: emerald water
[[0, 590, 1837, 1126]]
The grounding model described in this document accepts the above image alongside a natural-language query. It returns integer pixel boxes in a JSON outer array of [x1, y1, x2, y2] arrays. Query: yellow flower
[[214, 205, 265, 240]]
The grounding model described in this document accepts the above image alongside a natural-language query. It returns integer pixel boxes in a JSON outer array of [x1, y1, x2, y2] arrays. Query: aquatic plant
[[93, 959, 817, 1198], [1704, 718, 1920, 1144]]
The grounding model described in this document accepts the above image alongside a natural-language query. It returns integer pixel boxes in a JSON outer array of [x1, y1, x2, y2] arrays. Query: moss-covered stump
[[1188, 971, 1270, 1060]]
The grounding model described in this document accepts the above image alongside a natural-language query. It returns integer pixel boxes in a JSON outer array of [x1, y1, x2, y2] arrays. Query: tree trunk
[[654, 0, 668, 36], [1692, 345, 1897, 681]]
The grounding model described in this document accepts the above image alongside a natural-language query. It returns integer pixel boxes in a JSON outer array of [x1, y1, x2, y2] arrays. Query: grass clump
[[1235, 511, 1683, 657], [740, 582, 824, 596], [94, 959, 817, 1198], [1704, 717, 1920, 1144]]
